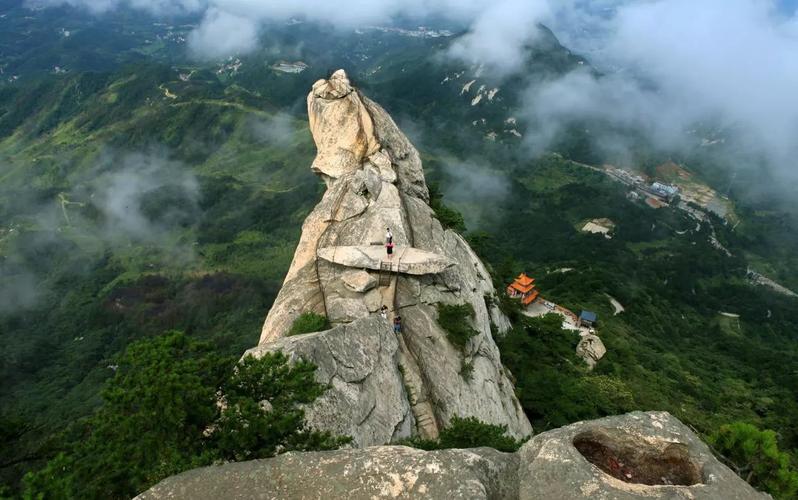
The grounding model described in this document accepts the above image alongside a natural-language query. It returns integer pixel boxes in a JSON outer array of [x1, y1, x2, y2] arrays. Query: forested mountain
[[1, 2, 797, 497]]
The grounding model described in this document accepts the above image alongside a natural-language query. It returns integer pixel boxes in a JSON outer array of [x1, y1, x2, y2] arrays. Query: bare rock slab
[[245, 316, 413, 447], [576, 332, 606, 369], [317, 245, 454, 275], [341, 269, 377, 293], [518, 411, 768, 499], [139, 412, 766, 500], [138, 446, 518, 500]]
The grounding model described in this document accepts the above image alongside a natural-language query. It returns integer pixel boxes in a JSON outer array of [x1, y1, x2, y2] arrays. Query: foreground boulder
[[138, 411, 766, 499]]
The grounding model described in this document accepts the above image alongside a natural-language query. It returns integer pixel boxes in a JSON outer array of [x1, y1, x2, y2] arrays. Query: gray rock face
[[245, 316, 413, 447], [139, 412, 767, 500], [576, 332, 606, 369], [317, 245, 455, 275], [341, 269, 377, 292], [139, 446, 518, 500], [252, 70, 531, 443], [518, 411, 769, 499]]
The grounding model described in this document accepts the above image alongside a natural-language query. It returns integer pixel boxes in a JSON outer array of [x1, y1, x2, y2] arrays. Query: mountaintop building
[[507, 273, 540, 306]]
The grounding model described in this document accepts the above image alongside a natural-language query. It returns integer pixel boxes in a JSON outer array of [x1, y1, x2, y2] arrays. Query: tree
[[22, 333, 348, 500], [436, 303, 479, 351], [212, 353, 349, 461], [710, 422, 798, 499], [23, 332, 232, 499], [398, 416, 525, 453]]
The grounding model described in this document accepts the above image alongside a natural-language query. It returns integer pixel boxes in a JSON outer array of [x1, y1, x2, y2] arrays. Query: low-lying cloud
[[524, 0, 798, 181], [187, 8, 259, 60], [0, 150, 201, 313], [440, 159, 510, 228], [247, 112, 297, 145], [23, 0, 798, 182], [89, 150, 200, 242]]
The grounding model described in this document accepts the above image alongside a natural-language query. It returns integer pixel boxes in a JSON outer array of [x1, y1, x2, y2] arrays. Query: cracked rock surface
[[139, 412, 766, 500]]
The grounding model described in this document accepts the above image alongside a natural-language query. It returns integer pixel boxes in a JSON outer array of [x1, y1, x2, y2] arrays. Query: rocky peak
[[307, 69, 380, 181], [246, 70, 530, 445]]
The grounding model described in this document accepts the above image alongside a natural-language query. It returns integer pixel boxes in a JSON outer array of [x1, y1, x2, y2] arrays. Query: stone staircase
[[377, 269, 440, 439]]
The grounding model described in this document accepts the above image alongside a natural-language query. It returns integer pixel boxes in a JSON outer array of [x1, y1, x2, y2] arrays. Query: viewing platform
[[317, 245, 454, 275]]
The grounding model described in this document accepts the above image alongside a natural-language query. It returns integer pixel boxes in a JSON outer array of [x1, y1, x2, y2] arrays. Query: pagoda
[[506, 273, 540, 306]]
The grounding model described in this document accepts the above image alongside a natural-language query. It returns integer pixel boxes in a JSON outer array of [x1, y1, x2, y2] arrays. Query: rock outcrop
[[139, 411, 767, 500], [247, 69, 530, 444], [576, 332, 606, 369]]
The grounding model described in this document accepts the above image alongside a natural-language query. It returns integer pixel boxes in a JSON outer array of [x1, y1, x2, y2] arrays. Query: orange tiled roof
[[522, 290, 540, 305], [509, 282, 536, 294], [515, 273, 535, 286]]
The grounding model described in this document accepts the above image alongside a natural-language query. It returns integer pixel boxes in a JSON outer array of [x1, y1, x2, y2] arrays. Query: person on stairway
[[393, 316, 402, 334]]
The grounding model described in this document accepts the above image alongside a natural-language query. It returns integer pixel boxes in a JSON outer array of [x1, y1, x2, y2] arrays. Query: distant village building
[[506, 273, 540, 306], [579, 310, 598, 328], [271, 61, 309, 74], [648, 182, 679, 202]]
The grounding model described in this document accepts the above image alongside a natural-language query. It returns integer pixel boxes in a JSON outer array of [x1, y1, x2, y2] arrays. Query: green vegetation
[[710, 423, 798, 499], [399, 416, 525, 453], [499, 314, 635, 428], [436, 303, 479, 350], [459, 359, 474, 383], [20, 332, 348, 499], [287, 312, 331, 336], [469, 154, 798, 499], [429, 183, 467, 233]]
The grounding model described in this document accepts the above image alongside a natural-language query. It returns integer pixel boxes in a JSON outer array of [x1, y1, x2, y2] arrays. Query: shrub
[[437, 303, 479, 350], [710, 422, 798, 499], [460, 359, 474, 382], [288, 312, 330, 336], [439, 416, 526, 452], [397, 416, 525, 453]]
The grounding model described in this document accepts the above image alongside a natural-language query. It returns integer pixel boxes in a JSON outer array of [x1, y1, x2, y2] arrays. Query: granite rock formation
[[246, 69, 530, 445]]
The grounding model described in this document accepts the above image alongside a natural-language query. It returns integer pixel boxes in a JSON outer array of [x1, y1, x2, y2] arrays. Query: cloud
[[89, 150, 200, 242], [0, 266, 42, 314], [23, 0, 798, 181], [24, 0, 206, 15], [522, 0, 798, 180], [440, 158, 510, 227], [446, 0, 552, 75], [247, 112, 297, 145], [188, 7, 259, 60]]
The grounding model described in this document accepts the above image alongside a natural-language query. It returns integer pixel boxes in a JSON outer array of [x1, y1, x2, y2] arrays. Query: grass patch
[[287, 312, 330, 336], [437, 303, 479, 351]]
